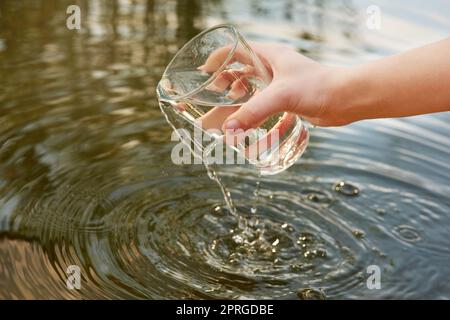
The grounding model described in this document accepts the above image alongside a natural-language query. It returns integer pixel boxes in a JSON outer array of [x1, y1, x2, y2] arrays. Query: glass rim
[[159, 23, 240, 101]]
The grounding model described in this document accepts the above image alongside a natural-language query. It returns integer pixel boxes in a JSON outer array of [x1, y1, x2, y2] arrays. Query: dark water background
[[0, 0, 449, 299]]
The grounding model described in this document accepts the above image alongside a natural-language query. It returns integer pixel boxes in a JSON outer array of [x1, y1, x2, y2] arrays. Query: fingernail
[[197, 65, 206, 71], [224, 119, 242, 130]]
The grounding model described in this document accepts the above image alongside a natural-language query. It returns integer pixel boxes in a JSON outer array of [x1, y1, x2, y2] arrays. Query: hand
[[218, 42, 347, 130], [201, 38, 450, 132]]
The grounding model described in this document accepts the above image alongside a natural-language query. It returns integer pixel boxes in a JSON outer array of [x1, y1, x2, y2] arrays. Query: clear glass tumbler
[[157, 24, 309, 175]]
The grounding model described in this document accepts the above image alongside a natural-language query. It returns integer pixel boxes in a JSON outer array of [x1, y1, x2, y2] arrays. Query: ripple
[[393, 225, 421, 243], [1, 0, 450, 300]]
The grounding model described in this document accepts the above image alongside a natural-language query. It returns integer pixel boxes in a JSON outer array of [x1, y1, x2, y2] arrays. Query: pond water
[[0, 0, 449, 299]]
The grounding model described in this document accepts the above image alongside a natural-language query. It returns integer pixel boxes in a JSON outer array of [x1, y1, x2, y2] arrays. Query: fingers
[[222, 82, 289, 131], [227, 76, 250, 100], [200, 42, 301, 87], [197, 105, 240, 131], [197, 42, 300, 132], [201, 44, 257, 73], [241, 112, 296, 158], [199, 45, 234, 73], [206, 66, 255, 98]]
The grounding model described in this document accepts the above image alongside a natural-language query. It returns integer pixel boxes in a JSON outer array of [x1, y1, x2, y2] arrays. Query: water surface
[[0, 0, 449, 299]]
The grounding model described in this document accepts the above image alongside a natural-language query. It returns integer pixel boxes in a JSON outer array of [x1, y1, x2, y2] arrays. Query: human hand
[[199, 38, 450, 132], [214, 42, 347, 130]]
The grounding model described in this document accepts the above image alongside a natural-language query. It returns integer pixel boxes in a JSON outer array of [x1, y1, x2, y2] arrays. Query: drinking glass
[[157, 24, 309, 175]]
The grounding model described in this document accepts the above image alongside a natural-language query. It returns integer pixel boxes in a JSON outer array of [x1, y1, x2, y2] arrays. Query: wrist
[[328, 65, 378, 125]]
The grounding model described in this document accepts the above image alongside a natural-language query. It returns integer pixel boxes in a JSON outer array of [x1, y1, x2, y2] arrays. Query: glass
[[157, 24, 309, 175]]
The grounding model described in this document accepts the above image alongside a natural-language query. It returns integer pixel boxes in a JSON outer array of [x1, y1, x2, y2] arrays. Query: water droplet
[[289, 264, 303, 272], [333, 181, 360, 196], [212, 205, 224, 215], [232, 234, 244, 244], [307, 193, 320, 202], [352, 229, 365, 238], [228, 252, 241, 265], [272, 238, 280, 246], [303, 249, 327, 259], [281, 223, 294, 232], [297, 288, 326, 300], [250, 207, 257, 214], [314, 249, 327, 258], [297, 233, 315, 244], [253, 181, 260, 196], [207, 170, 215, 180]]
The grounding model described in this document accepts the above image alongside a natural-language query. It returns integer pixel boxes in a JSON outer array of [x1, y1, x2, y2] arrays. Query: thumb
[[222, 83, 288, 131]]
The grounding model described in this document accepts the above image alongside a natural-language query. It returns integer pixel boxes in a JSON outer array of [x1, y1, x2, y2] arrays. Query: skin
[[200, 38, 450, 131]]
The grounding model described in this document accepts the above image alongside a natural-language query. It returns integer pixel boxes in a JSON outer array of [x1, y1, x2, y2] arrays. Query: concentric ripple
[[1, 0, 450, 300], [4, 149, 449, 299]]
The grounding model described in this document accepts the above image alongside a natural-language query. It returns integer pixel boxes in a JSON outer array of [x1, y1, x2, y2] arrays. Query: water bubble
[[314, 249, 327, 258], [289, 264, 303, 272], [253, 181, 260, 196], [333, 181, 360, 196], [228, 252, 242, 265], [212, 205, 224, 215], [303, 249, 327, 259], [352, 229, 365, 238], [297, 233, 315, 244], [307, 193, 321, 202], [281, 223, 294, 232], [304, 190, 333, 204], [393, 225, 421, 242], [232, 234, 244, 245], [297, 288, 326, 300]]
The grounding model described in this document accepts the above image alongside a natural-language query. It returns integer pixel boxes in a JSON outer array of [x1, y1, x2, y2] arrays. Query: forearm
[[334, 38, 450, 124]]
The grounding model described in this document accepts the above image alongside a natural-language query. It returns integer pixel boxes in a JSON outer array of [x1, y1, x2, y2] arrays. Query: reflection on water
[[0, 0, 449, 299]]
